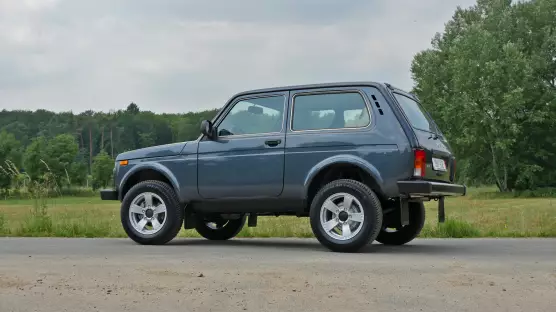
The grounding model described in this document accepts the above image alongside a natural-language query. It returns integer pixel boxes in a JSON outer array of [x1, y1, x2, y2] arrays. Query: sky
[[0, 0, 477, 114]]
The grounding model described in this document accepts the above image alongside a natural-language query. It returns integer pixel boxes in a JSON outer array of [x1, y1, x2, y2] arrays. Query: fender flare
[[118, 162, 181, 201], [303, 154, 384, 198]]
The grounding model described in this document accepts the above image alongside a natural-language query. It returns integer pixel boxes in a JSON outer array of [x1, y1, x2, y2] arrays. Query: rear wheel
[[309, 179, 383, 253], [375, 202, 425, 245], [195, 214, 246, 240]]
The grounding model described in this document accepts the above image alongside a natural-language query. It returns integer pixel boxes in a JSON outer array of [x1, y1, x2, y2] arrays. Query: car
[[100, 81, 466, 252]]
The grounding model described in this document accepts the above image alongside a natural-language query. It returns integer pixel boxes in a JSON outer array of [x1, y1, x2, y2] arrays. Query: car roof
[[231, 81, 416, 100], [235, 81, 380, 95]]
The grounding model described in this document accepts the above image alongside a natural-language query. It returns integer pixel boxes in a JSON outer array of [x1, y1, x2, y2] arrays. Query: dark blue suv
[[101, 82, 466, 252]]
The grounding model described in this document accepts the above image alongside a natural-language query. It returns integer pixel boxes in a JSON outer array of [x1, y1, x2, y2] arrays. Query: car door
[[197, 92, 288, 199]]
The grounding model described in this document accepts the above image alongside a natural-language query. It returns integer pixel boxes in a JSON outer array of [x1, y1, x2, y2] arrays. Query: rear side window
[[393, 93, 435, 133], [292, 92, 370, 131]]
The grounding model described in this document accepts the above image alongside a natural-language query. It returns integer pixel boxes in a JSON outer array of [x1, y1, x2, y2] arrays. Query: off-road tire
[[309, 179, 383, 253], [195, 215, 246, 240], [121, 180, 184, 245], [375, 202, 425, 245]]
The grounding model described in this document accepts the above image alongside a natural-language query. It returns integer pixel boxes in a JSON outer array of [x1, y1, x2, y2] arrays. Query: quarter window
[[292, 92, 370, 131], [217, 96, 285, 137]]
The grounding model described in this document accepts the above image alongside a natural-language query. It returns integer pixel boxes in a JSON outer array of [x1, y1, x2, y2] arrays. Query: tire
[[309, 179, 383, 253], [375, 202, 425, 245], [195, 214, 246, 240], [121, 180, 184, 245]]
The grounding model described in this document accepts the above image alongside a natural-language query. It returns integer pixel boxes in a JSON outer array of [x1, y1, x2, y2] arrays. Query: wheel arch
[[304, 155, 385, 211], [119, 163, 181, 202]]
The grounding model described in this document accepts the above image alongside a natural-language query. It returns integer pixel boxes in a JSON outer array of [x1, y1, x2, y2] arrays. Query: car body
[[101, 81, 466, 252]]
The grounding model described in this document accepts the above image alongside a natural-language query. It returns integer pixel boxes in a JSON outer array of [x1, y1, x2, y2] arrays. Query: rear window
[[393, 93, 435, 133]]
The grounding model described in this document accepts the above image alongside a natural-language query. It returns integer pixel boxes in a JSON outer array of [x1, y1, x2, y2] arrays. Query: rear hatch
[[392, 92, 455, 183]]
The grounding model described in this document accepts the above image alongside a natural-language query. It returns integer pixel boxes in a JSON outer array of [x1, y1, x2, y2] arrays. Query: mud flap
[[248, 214, 258, 227], [400, 200, 409, 226], [183, 208, 196, 229], [438, 196, 445, 223]]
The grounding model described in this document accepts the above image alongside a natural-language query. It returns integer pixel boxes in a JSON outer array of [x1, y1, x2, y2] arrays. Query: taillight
[[414, 149, 426, 177]]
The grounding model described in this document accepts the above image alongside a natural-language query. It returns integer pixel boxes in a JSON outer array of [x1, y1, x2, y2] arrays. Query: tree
[[91, 151, 114, 189], [45, 134, 79, 187], [411, 0, 556, 191], [23, 135, 79, 187], [0, 131, 22, 192], [69, 148, 89, 186], [126, 102, 140, 115], [23, 136, 49, 182]]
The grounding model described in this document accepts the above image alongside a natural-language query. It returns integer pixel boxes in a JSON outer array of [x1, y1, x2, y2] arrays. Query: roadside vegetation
[[0, 187, 554, 238]]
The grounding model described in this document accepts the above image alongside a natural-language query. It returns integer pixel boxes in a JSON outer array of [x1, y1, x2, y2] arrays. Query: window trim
[[289, 89, 372, 133], [213, 93, 287, 139]]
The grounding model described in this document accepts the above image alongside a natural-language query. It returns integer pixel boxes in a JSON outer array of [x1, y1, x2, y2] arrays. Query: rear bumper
[[100, 189, 119, 201], [397, 180, 466, 197]]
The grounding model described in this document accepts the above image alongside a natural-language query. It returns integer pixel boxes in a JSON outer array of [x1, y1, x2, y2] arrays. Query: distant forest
[[1, 103, 218, 160], [0, 103, 218, 191]]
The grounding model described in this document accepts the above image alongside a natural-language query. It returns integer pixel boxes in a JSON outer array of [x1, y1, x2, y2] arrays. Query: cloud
[[0, 0, 476, 113]]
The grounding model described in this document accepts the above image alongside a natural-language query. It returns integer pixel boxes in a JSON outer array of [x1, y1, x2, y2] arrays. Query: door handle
[[265, 139, 282, 147]]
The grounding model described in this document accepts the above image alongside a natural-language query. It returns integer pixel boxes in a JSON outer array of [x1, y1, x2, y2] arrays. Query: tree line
[[0, 103, 218, 193]]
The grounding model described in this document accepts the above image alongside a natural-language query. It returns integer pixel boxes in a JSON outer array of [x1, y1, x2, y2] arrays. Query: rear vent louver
[[371, 95, 384, 115]]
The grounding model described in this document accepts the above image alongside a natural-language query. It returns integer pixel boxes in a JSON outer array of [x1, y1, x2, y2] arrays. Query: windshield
[[393, 93, 437, 133]]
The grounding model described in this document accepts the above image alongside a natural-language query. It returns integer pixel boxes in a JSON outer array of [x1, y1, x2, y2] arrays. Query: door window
[[218, 96, 285, 137]]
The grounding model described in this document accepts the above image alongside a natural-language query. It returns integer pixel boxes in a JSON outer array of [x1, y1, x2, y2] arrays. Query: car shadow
[[163, 238, 466, 255]]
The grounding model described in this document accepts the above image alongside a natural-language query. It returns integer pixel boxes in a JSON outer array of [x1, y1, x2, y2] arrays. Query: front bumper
[[397, 180, 466, 197], [100, 189, 119, 201]]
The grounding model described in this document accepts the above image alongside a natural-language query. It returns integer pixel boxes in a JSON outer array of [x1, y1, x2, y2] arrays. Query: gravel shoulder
[[0, 238, 555, 312]]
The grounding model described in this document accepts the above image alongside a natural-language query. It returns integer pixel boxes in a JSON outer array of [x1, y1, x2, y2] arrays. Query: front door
[[197, 93, 287, 199]]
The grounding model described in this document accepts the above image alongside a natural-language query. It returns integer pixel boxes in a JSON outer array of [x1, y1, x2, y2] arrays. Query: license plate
[[432, 158, 447, 171]]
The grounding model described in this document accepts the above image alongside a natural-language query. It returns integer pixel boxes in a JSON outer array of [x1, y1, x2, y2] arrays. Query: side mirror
[[200, 120, 215, 139]]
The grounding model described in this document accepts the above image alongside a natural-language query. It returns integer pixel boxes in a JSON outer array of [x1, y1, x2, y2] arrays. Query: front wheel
[[375, 202, 425, 245], [121, 180, 184, 245], [195, 215, 246, 240], [309, 179, 383, 253]]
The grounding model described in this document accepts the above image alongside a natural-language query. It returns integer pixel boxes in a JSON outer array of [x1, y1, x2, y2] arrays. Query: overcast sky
[[0, 0, 476, 114]]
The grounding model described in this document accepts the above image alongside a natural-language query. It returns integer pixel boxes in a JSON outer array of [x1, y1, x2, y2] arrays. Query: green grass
[[0, 188, 555, 238]]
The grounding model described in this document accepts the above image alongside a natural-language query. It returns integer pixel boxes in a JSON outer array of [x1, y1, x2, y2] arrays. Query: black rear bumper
[[397, 180, 466, 197], [100, 189, 119, 201]]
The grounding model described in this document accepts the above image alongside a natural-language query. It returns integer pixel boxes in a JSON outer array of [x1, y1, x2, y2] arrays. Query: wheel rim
[[129, 192, 167, 235], [319, 192, 365, 241]]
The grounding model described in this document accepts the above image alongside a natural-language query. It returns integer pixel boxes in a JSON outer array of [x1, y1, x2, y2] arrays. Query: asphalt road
[[0, 238, 554, 312]]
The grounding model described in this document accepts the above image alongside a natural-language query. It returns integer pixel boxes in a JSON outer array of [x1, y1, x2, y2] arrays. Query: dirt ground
[[0, 238, 555, 312]]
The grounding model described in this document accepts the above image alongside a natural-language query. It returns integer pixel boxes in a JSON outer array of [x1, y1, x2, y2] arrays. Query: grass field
[[0, 188, 554, 238]]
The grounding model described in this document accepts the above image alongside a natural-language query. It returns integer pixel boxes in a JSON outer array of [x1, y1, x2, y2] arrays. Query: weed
[[421, 219, 481, 238], [0, 213, 5, 235]]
